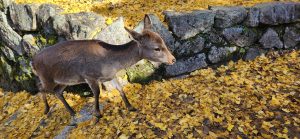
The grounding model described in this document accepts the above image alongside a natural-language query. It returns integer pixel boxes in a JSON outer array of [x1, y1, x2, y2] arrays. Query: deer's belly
[[54, 79, 85, 85], [97, 69, 118, 82], [54, 74, 86, 85]]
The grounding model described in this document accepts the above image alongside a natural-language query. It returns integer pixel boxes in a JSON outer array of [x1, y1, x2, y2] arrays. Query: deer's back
[[32, 40, 109, 84]]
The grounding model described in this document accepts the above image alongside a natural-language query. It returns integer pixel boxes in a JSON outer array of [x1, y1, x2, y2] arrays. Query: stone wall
[[0, 0, 299, 92]]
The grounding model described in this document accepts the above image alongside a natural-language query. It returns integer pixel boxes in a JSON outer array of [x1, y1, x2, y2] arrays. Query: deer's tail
[[30, 61, 38, 76], [30, 61, 43, 91]]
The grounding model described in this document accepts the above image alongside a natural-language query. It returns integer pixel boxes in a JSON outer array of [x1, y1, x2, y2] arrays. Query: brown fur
[[31, 15, 176, 120]]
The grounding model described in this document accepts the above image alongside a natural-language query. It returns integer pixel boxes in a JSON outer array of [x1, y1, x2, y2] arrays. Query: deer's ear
[[144, 14, 152, 30], [125, 27, 142, 40]]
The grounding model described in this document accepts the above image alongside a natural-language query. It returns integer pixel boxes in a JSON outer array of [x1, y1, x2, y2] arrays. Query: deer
[[31, 14, 176, 122]]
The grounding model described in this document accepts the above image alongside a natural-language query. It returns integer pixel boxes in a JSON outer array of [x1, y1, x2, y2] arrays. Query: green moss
[[0, 42, 38, 92], [35, 34, 58, 48], [0, 56, 13, 80], [0, 2, 4, 11], [47, 36, 58, 45], [242, 26, 260, 35], [38, 35, 47, 45], [126, 60, 156, 83], [15, 74, 29, 82], [17, 56, 32, 75], [12, 56, 38, 93], [239, 47, 246, 53], [14, 73, 37, 93]]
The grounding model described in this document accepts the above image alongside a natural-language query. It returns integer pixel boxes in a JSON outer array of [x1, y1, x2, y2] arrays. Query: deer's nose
[[167, 53, 176, 65], [168, 57, 176, 65], [172, 58, 176, 63]]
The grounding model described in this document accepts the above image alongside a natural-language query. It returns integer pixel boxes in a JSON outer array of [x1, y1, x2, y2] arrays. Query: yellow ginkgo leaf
[[152, 122, 167, 131], [270, 95, 280, 106], [119, 134, 129, 139], [106, 18, 114, 25], [227, 123, 234, 131]]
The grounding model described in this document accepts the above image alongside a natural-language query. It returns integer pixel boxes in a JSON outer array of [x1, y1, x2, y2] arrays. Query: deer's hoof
[[69, 110, 76, 117], [70, 113, 76, 117], [69, 116, 78, 127], [128, 107, 137, 112], [93, 114, 102, 125], [93, 118, 100, 125], [69, 121, 78, 127], [94, 112, 103, 119]]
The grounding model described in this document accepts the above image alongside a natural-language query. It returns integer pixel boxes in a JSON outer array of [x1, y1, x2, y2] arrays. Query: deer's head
[[125, 15, 176, 65]]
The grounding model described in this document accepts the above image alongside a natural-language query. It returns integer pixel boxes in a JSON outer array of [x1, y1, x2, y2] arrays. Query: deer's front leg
[[54, 85, 75, 116], [85, 79, 102, 119], [112, 78, 137, 111]]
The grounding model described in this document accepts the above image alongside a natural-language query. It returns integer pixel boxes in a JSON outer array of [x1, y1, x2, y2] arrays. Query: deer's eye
[[154, 48, 160, 51]]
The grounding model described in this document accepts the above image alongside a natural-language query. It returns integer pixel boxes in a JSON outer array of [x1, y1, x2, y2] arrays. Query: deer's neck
[[106, 40, 142, 71]]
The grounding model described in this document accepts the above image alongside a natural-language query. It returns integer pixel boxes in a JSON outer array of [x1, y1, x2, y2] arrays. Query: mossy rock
[[0, 51, 37, 93], [0, 0, 11, 11], [0, 56, 13, 80], [126, 60, 156, 83], [34, 34, 58, 48]]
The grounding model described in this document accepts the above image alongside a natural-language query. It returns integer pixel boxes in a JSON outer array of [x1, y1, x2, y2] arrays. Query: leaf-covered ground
[[0, 50, 299, 138], [16, 0, 300, 27]]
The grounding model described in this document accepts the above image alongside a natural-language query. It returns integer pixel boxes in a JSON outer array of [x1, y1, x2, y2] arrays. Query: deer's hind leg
[[39, 77, 57, 115], [35, 78, 49, 114], [41, 93, 50, 114], [39, 77, 73, 116]]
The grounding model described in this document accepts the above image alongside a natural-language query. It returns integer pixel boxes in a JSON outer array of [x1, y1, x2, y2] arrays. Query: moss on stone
[[0, 2, 4, 11], [242, 26, 261, 36], [35, 34, 58, 48], [239, 47, 246, 53], [126, 60, 156, 83], [38, 35, 47, 45], [0, 56, 13, 80], [0, 46, 39, 92], [47, 35, 58, 45]]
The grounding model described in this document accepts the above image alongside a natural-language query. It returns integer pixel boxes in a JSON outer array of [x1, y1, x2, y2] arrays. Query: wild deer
[[31, 14, 176, 121]]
